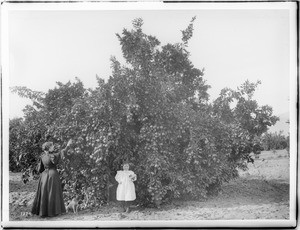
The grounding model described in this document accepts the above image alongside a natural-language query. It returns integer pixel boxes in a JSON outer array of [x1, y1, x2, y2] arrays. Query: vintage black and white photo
[[1, 1, 297, 228]]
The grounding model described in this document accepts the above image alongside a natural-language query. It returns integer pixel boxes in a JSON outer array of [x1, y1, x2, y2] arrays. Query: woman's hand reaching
[[61, 139, 73, 159], [67, 139, 73, 147]]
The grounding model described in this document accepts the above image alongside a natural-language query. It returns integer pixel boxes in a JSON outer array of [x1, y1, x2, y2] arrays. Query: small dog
[[247, 157, 254, 164], [66, 197, 79, 213]]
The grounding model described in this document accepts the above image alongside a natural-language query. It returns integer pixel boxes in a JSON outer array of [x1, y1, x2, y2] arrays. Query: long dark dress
[[31, 151, 66, 217]]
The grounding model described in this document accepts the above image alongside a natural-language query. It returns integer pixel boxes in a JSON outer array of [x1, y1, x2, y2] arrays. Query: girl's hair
[[122, 160, 130, 166], [42, 142, 53, 151]]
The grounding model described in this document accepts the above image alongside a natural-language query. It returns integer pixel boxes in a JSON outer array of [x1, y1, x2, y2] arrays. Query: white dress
[[115, 170, 137, 201]]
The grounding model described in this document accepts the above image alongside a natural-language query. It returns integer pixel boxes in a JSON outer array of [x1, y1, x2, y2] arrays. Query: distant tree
[[286, 134, 290, 155], [262, 131, 289, 151], [9, 118, 24, 172]]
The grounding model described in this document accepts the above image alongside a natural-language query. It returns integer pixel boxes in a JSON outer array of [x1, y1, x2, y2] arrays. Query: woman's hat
[[42, 142, 53, 151]]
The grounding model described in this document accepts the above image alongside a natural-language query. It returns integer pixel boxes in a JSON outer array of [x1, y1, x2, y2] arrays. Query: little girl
[[115, 162, 137, 213]]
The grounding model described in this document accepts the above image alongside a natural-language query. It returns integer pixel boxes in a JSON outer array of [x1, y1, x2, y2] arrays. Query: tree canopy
[[10, 18, 278, 207]]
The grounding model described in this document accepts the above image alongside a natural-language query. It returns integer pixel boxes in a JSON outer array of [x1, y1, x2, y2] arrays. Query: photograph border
[[1, 1, 298, 228]]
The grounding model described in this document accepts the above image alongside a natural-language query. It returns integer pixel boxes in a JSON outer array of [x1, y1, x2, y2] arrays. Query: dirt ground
[[9, 150, 290, 221]]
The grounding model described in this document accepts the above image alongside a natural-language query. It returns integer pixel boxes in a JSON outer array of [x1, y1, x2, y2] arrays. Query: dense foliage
[[261, 131, 289, 151], [9, 18, 278, 207]]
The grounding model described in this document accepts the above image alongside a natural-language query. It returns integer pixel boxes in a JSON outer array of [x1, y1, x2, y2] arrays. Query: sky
[[6, 4, 294, 120]]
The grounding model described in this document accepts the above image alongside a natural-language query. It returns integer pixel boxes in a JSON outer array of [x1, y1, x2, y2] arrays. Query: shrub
[[10, 18, 278, 206]]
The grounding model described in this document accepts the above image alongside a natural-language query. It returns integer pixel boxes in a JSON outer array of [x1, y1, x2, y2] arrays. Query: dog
[[247, 157, 254, 164], [66, 197, 79, 213]]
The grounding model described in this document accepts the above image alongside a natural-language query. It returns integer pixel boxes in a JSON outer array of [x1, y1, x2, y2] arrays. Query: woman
[[115, 162, 137, 213], [31, 139, 72, 217]]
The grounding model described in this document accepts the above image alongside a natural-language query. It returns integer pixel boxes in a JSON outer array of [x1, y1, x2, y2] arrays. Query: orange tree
[[9, 87, 48, 182], [10, 18, 278, 207], [212, 80, 279, 163], [9, 82, 85, 183]]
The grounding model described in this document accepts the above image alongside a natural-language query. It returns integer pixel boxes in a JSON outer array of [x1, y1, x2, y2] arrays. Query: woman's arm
[[60, 139, 73, 159], [37, 157, 45, 173], [52, 139, 72, 164]]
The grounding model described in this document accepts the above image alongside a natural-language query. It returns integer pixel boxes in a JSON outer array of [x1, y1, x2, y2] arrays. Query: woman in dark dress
[[31, 139, 72, 217]]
